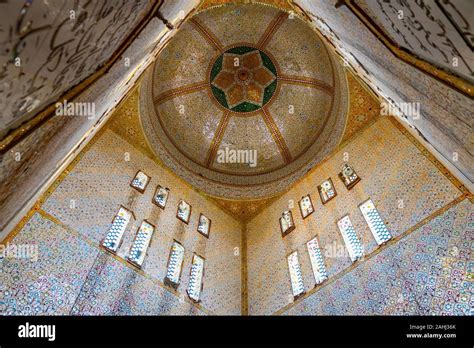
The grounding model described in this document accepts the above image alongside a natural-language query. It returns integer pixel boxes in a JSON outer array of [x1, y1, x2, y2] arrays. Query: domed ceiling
[[140, 3, 349, 199]]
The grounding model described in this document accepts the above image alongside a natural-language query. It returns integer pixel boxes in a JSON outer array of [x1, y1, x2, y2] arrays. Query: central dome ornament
[[210, 46, 277, 113], [142, 3, 349, 199]]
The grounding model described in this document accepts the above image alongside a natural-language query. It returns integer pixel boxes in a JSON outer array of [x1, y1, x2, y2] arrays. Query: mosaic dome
[[140, 3, 349, 199]]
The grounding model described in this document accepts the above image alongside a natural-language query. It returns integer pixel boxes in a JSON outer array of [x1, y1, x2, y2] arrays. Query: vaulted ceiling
[[140, 2, 349, 200]]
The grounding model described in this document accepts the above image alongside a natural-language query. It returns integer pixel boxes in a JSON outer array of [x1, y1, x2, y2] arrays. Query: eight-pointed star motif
[[212, 50, 276, 109]]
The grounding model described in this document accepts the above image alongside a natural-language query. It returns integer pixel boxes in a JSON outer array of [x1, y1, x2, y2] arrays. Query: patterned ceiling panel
[[265, 15, 335, 84], [140, 2, 349, 199], [152, 21, 216, 96], [193, 3, 282, 48], [267, 84, 333, 161], [213, 113, 285, 174], [156, 90, 223, 166]]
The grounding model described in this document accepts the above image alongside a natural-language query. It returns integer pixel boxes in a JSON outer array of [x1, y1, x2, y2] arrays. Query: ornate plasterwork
[[140, 3, 349, 199]]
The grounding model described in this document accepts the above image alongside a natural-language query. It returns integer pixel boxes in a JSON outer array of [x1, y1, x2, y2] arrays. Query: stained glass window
[[287, 251, 305, 298], [197, 214, 211, 238], [102, 207, 132, 253], [359, 199, 392, 245], [299, 194, 314, 219], [338, 163, 361, 190], [280, 210, 295, 237], [337, 215, 364, 262], [164, 240, 185, 289], [306, 237, 328, 285], [130, 170, 150, 193], [153, 185, 169, 209], [187, 254, 205, 302], [127, 220, 155, 268], [177, 200, 191, 224], [318, 178, 337, 204]]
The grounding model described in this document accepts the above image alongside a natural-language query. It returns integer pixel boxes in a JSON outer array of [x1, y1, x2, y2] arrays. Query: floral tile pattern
[[0, 213, 99, 315]]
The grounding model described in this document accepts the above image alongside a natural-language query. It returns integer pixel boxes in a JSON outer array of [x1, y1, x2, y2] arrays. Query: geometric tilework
[[359, 199, 392, 245], [0, 213, 208, 316], [40, 129, 242, 315], [337, 215, 364, 262], [0, 213, 99, 315]]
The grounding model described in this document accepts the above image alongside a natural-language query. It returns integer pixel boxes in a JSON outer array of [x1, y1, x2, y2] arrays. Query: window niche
[[338, 163, 361, 190], [127, 220, 155, 268], [176, 200, 192, 224], [299, 194, 315, 219], [317, 178, 337, 204], [359, 199, 392, 245], [337, 215, 364, 262], [306, 237, 328, 285], [101, 206, 134, 254], [197, 214, 211, 238], [287, 251, 305, 299], [164, 240, 185, 289], [280, 210, 295, 237], [187, 253, 205, 303], [130, 170, 151, 193], [152, 185, 170, 209]]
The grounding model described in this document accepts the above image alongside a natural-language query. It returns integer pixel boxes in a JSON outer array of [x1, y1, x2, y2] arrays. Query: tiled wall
[[0, 213, 207, 315], [246, 117, 464, 315], [283, 199, 472, 315], [1, 128, 243, 315]]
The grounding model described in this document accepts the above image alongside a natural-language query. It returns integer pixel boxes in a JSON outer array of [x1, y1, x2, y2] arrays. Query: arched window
[[299, 194, 315, 219], [153, 185, 170, 209], [280, 210, 296, 237], [177, 200, 192, 224], [130, 170, 150, 193], [318, 178, 337, 204], [197, 214, 211, 238]]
